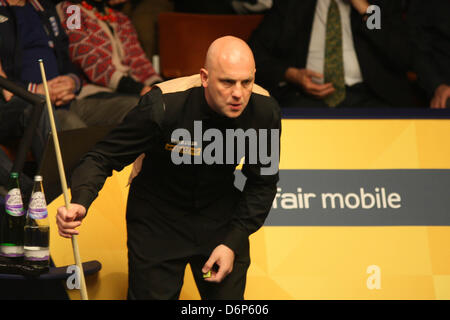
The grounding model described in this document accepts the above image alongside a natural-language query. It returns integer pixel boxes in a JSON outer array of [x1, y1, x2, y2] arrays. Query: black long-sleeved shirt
[[70, 75, 281, 255]]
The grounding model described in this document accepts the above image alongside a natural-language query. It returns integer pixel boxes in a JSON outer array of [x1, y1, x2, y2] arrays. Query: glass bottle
[[24, 175, 50, 271], [0, 172, 26, 261]]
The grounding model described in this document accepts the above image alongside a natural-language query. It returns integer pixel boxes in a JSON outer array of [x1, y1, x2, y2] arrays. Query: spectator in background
[[174, 0, 272, 14], [249, 0, 415, 108], [125, 0, 174, 61], [56, 0, 162, 99], [0, 0, 140, 130], [409, 0, 450, 109]]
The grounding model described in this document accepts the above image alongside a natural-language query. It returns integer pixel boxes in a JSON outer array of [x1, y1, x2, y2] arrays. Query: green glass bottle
[[24, 175, 50, 271], [0, 172, 25, 260]]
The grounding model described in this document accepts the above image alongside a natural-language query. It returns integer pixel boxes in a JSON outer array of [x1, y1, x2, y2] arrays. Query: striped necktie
[[324, 0, 346, 107]]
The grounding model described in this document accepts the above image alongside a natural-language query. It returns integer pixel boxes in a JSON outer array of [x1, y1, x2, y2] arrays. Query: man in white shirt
[[249, 0, 414, 108], [305, 0, 363, 88]]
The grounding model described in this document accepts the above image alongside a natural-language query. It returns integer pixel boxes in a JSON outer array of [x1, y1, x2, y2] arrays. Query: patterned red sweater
[[56, 1, 161, 92]]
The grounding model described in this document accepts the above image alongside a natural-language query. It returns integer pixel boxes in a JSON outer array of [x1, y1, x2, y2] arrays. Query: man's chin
[[224, 108, 244, 118]]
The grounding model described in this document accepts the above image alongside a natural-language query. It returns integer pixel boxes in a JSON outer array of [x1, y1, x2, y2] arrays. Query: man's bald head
[[200, 36, 256, 118], [204, 36, 255, 72]]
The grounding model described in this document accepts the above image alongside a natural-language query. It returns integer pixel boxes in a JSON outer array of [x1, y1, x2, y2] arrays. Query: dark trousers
[[55, 92, 139, 131], [127, 253, 250, 300], [278, 82, 393, 108], [125, 191, 250, 300]]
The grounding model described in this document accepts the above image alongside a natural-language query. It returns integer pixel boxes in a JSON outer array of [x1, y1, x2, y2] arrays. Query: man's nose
[[231, 83, 243, 99]]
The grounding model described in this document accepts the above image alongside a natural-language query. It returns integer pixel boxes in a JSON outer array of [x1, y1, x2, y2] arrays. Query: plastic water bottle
[[24, 175, 49, 270], [0, 172, 25, 260]]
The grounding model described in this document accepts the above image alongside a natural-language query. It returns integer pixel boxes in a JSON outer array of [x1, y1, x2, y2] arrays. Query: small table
[[0, 260, 101, 299]]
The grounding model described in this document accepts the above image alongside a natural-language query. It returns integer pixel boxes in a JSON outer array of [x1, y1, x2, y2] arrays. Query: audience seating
[[158, 12, 264, 79]]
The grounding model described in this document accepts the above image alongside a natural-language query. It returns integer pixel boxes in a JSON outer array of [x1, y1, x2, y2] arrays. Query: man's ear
[[200, 68, 209, 88]]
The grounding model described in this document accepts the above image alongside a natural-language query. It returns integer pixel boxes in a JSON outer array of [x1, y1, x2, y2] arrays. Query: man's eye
[[222, 80, 234, 86]]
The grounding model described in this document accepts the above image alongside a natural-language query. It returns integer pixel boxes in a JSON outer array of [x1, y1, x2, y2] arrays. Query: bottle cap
[[34, 175, 43, 182]]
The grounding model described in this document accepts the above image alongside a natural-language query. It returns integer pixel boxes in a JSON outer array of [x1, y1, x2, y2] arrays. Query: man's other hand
[[202, 244, 235, 283]]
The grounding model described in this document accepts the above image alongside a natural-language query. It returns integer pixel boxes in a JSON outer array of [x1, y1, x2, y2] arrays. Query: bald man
[[56, 36, 281, 300]]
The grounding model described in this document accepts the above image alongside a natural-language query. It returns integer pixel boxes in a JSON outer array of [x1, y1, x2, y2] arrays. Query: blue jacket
[[0, 0, 80, 93]]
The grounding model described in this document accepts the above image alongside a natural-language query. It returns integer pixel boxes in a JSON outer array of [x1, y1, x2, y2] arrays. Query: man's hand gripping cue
[[56, 203, 87, 238]]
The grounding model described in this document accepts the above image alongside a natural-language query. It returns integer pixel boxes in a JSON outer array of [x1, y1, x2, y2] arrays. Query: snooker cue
[[38, 59, 88, 300]]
